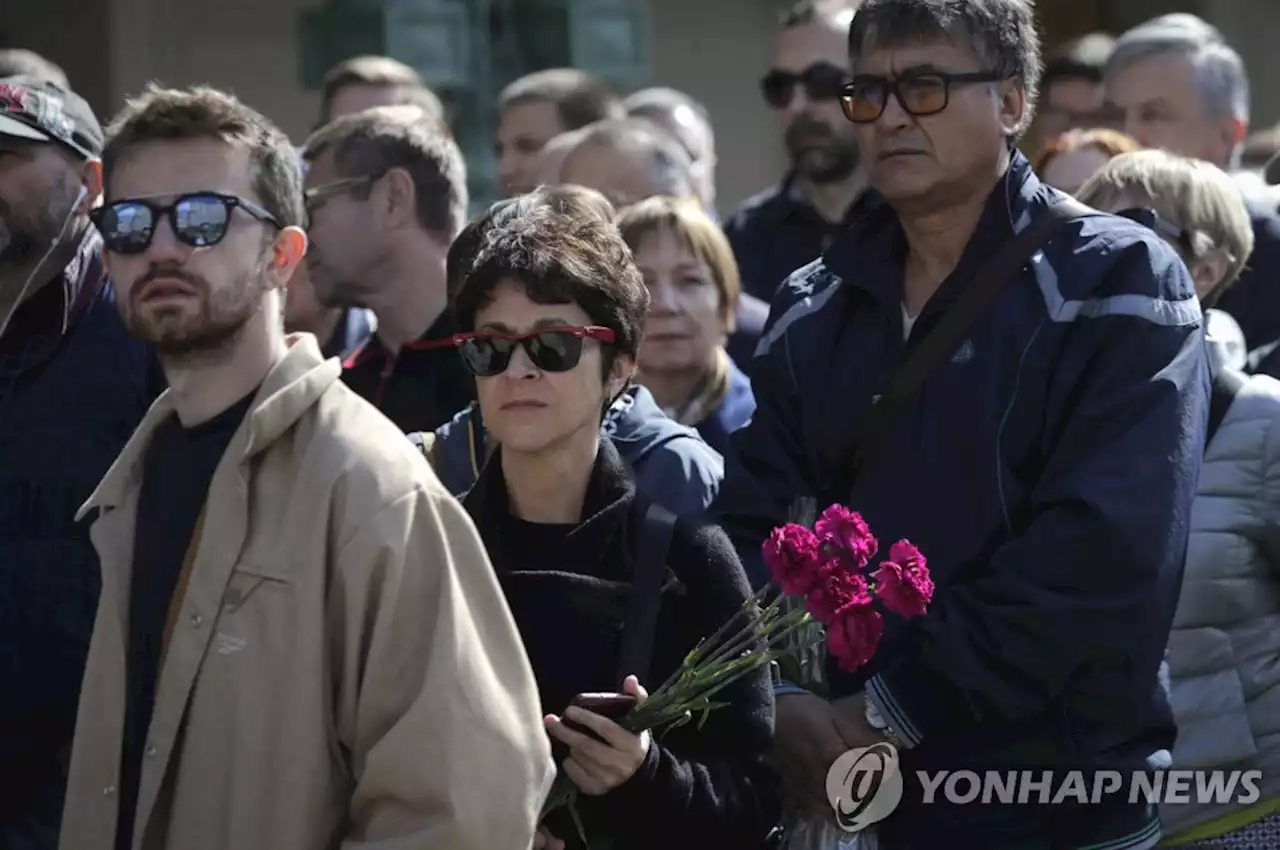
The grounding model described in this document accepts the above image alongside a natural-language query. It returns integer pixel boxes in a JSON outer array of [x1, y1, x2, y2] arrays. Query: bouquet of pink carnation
[[765, 498, 934, 691], [764, 498, 934, 850]]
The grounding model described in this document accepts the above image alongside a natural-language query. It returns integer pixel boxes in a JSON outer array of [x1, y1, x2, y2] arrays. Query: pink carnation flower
[[762, 523, 824, 596], [872, 539, 934, 619], [827, 606, 885, 673], [814, 505, 878, 568]]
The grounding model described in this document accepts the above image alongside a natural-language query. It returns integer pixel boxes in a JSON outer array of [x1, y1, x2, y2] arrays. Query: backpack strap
[[615, 502, 678, 685], [1206, 369, 1248, 447]]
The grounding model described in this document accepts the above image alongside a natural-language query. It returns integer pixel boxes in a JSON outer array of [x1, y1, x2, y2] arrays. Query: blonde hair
[[615, 196, 742, 330], [1077, 149, 1254, 285]]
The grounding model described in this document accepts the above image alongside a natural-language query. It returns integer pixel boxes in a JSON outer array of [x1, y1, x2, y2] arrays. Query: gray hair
[[1106, 14, 1250, 126], [621, 87, 716, 161], [568, 118, 697, 198], [847, 0, 1041, 139]]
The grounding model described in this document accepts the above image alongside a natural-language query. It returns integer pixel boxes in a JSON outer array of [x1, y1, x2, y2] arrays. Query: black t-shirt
[[115, 388, 256, 850], [341, 313, 474, 433]]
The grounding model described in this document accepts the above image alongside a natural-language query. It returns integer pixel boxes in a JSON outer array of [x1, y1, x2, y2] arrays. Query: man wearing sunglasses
[[0, 75, 161, 850], [723, 0, 867, 305], [714, 1, 1209, 848], [60, 84, 553, 850]]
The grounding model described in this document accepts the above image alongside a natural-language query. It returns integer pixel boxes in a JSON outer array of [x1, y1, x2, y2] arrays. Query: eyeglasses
[[451, 326, 616, 377], [303, 175, 377, 212], [760, 63, 849, 109], [839, 71, 1005, 124], [91, 192, 278, 255]]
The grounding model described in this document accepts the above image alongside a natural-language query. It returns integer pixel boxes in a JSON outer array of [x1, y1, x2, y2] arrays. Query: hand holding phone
[[545, 675, 652, 796]]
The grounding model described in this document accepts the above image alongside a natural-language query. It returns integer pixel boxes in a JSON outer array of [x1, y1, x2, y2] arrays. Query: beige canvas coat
[[60, 335, 553, 850]]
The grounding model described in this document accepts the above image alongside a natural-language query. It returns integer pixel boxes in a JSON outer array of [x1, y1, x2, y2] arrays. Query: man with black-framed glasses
[[723, 0, 868, 305], [302, 105, 474, 432], [714, 1, 1209, 847], [60, 83, 554, 850]]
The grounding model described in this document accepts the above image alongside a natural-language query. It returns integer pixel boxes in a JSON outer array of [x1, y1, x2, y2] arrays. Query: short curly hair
[[451, 207, 650, 369]]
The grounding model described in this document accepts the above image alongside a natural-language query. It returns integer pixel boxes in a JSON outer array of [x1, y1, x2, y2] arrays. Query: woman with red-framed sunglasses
[[450, 207, 780, 850]]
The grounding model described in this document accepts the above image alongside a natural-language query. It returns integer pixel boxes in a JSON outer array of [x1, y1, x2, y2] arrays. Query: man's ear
[[81, 159, 104, 209], [377, 166, 419, 229], [998, 80, 1028, 138], [264, 227, 308, 291]]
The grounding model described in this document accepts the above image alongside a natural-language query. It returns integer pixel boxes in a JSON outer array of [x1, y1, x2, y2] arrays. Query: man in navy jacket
[[713, 2, 1209, 847]]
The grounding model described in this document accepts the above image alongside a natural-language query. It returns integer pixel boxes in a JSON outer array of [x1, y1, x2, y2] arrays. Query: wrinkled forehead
[[850, 17, 986, 75]]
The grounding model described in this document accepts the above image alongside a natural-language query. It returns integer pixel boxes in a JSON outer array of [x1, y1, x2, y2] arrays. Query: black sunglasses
[[761, 63, 849, 109], [839, 71, 1005, 123], [91, 192, 278, 255], [451, 326, 616, 378]]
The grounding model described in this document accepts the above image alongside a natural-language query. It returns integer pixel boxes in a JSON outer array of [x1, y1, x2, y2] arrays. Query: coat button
[[146, 745, 157, 758], [103, 785, 115, 796], [190, 612, 203, 628]]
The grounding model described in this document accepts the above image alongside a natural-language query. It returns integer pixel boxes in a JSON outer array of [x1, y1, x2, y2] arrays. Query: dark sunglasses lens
[[803, 65, 848, 101], [459, 337, 514, 377], [99, 202, 155, 254], [172, 195, 232, 248], [527, 331, 584, 372], [761, 72, 796, 108]]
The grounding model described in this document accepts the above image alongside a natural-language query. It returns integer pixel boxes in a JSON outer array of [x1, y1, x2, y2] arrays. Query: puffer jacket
[[1162, 309, 1280, 836]]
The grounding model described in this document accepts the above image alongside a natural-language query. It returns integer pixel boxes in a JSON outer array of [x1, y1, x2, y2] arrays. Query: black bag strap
[[615, 502, 677, 684], [846, 196, 1092, 484], [1206, 368, 1247, 447]]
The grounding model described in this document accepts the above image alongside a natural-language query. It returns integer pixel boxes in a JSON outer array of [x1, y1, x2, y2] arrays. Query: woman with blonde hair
[[1078, 150, 1280, 848], [615, 196, 755, 455], [1033, 127, 1141, 195]]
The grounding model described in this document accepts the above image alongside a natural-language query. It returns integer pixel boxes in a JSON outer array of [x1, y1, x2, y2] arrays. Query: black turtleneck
[[461, 439, 780, 850], [116, 388, 257, 850]]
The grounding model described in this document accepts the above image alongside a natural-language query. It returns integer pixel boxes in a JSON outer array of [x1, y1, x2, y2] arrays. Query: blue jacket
[[417, 385, 724, 517], [693, 355, 755, 458], [713, 154, 1209, 848]]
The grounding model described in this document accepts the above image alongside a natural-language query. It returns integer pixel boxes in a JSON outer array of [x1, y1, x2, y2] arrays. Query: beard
[[121, 254, 269, 360], [0, 188, 74, 272], [785, 116, 862, 185]]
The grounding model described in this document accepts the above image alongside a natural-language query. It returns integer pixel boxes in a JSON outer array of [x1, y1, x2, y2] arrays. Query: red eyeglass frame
[[449, 325, 617, 347]]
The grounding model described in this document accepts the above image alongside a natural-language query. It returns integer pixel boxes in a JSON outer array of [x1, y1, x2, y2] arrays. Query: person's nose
[[143, 214, 191, 264], [648, 278, 680, 314], [504, 340, 540, 378]]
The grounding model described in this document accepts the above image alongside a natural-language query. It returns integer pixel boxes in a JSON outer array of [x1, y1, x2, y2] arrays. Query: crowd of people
[[0, 0, 1278, 848]]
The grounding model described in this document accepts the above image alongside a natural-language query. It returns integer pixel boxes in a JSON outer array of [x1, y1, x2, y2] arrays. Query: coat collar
[[823, 150, 1047, 317], [462, 436, 636, 572], [76, 333, 341, 519]]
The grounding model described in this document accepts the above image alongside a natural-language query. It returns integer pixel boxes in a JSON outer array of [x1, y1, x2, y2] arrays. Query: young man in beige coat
[[59, 83, 553, 850]]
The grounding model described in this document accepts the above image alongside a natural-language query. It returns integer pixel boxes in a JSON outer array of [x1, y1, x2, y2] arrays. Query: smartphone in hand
[[562, 693, 637, 743]]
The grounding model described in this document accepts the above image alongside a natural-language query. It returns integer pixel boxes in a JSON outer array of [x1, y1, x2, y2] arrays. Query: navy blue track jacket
[[713, 153, 1210, 849]]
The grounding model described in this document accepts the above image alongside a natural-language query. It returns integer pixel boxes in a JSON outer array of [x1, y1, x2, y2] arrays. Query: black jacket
[[462, 439, 779, 850], [0, 230, 159, 847]]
